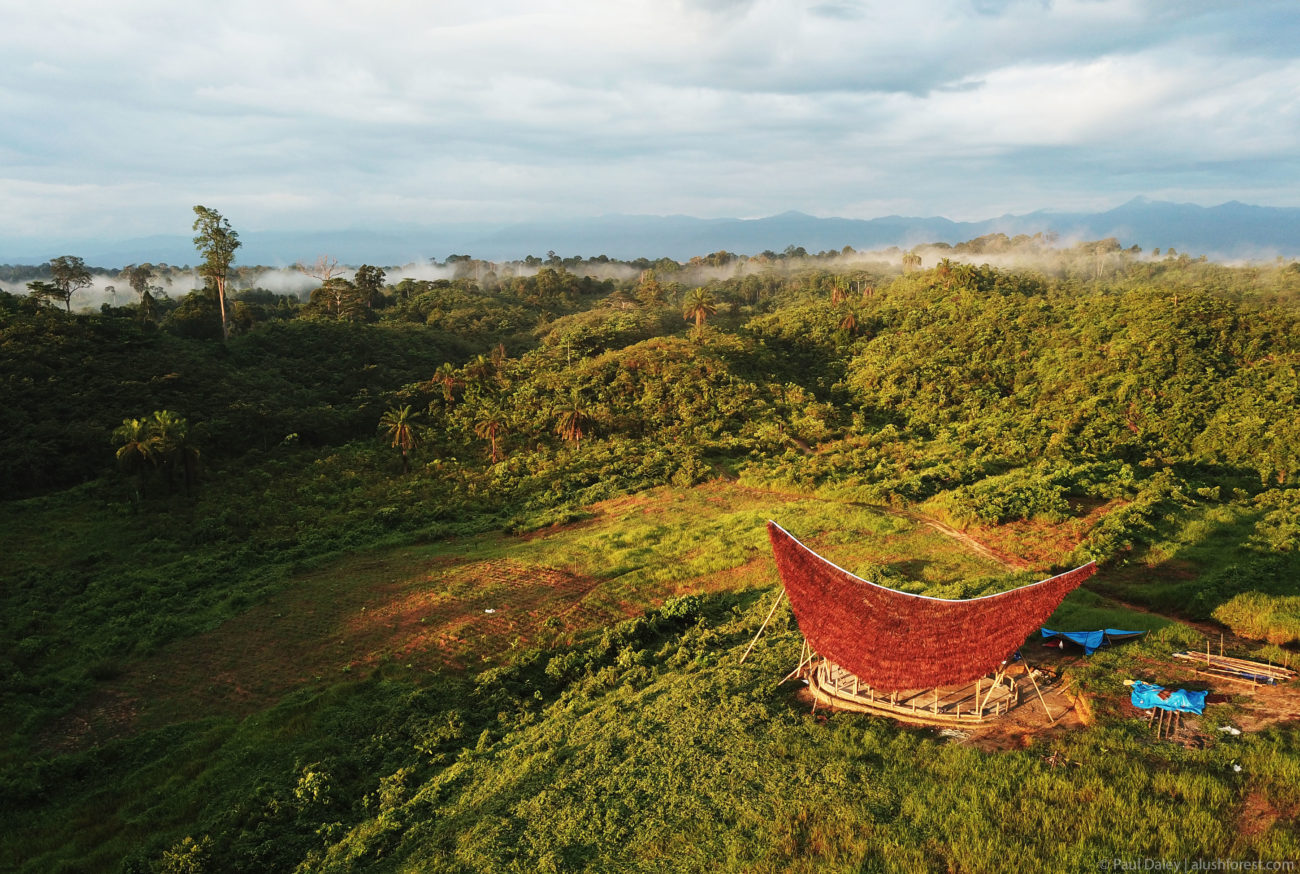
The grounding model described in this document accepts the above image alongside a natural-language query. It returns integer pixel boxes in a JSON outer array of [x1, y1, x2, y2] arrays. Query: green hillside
[[2, 243, 1298, 871]]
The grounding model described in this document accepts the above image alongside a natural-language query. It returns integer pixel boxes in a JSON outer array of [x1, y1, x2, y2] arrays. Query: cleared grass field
[[8, 480, 1296, 873], [37, 482, 1024, 747]]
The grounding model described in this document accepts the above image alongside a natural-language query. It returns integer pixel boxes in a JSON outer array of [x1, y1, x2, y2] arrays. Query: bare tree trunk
[[217, 277, 229, 340]]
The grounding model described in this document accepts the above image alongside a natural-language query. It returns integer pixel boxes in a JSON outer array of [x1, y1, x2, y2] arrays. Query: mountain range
[[3, 198, 1297, 267]]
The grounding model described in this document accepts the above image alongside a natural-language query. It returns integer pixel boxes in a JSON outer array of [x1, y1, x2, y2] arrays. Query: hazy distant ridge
[[3, 198, 1297, 266]]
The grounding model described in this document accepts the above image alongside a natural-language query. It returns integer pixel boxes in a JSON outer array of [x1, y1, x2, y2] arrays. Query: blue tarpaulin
[[1129, 681, 1207, 714], [1040, 627, 1147, 655]]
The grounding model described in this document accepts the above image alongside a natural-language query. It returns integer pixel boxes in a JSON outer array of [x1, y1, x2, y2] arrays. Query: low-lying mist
[[4, 234, 1293, 315]]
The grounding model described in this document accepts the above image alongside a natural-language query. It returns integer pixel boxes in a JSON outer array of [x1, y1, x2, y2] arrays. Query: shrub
[[1212, 593, 1300, 645]]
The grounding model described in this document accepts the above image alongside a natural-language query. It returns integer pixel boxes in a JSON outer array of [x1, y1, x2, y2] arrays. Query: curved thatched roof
[[768, 521, 1096, 692]]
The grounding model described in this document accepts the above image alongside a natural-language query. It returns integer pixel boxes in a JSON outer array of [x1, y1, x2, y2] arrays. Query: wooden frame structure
[[804, 656, 1021, 726]]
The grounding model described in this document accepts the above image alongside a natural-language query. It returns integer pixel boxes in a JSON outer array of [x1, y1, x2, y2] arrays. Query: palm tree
[[150, 411, 201, 495], [147, 410, 191, 491], [936, 258, 956, 291], [555, 397, 588, 450], [379, 405, 421, 474], [432, 362, 462, 403], [113, 417, 154, 497], [682, 287, 718, 337], [474, 410, 507, 463], [464, 354, 495, 386], [838, 308, 859, 337]]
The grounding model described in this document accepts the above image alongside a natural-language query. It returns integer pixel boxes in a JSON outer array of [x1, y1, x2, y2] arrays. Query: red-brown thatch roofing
[[768, 521, 1096, 692]]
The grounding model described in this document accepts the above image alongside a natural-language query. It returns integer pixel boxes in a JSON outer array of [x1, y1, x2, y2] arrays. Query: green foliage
[[1251, 489, 1300, 551], [926, 465, 1072, 526], [1212, 593, 1300, 645], [113, 409, 200, 496], [5, 246, 1300, 872], [1074, 469, 1195, 564]]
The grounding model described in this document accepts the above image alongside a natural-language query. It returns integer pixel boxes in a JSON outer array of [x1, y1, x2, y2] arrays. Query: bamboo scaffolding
[[782, 639, 814, 683], [740, 590, 786, 664], [806, 661, 1019, 726], [1017, 650, 1056, 724]]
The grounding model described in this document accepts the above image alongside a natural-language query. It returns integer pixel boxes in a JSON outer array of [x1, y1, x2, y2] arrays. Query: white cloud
[[0, 0, 1297, 242]]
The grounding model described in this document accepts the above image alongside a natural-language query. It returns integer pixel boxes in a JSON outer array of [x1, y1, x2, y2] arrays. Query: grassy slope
[[4, 478, 1298, 872]]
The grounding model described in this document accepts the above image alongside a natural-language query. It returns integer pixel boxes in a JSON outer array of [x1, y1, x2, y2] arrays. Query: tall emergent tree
[[353, 265, 386, 313], [27, 255, 92, 311], [192, 206, 241, 340], [122, 263, 155, 301]]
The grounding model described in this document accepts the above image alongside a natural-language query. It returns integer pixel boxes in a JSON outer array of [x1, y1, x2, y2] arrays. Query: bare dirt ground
[[960, 498, 1128, 572], [43, 553, 607, 751]]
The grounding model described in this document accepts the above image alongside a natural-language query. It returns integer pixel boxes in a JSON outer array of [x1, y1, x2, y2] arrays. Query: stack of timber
[[1171, 650, 1296, 685], [807, 659, 1020, 726]]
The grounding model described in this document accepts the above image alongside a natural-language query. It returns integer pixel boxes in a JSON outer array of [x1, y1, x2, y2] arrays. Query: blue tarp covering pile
[[1040, 627, 1146, 654], [1129, 681, 1207, 714]]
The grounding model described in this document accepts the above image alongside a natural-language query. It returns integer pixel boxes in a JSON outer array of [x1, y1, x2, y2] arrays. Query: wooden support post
[[1220, 633, 1224, 657], [933, 688, 939, 715], [783, 639, 813, 683], [740, 589, 785, 664], [1018, 651, 1056, 724]]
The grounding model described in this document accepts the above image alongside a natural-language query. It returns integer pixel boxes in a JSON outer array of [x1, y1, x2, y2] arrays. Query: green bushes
[[926, 467, 1072, 526], [1212, 593, 1300, 645], [1075, 469, 1194, 564], [1252, 489, 1300, 551]]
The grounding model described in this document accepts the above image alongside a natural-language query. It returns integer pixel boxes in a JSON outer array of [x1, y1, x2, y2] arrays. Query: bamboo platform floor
[[808, 660, 1022, 727]]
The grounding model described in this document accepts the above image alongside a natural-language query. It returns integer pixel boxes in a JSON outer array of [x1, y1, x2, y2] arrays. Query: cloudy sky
[[2, 0, 1298, 245]]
